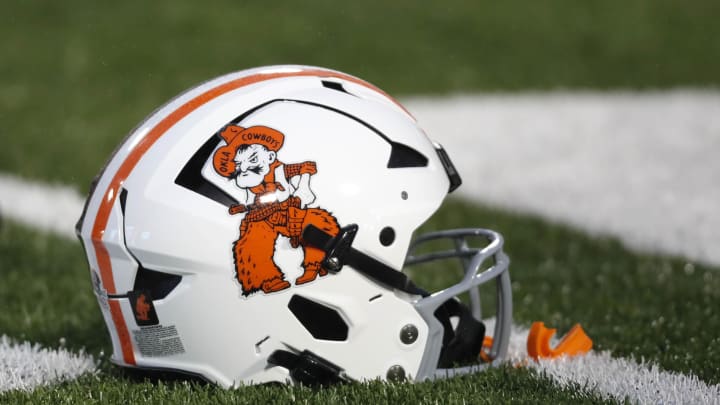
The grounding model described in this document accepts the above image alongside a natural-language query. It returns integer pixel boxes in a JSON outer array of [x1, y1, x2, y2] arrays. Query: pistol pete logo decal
[[212, 125, 339, 296], [129, 290, 159, 326], [135, 294, 151, 321]]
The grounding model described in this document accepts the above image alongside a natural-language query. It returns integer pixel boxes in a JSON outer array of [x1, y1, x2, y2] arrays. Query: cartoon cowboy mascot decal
[[212, 125, 339, 296]]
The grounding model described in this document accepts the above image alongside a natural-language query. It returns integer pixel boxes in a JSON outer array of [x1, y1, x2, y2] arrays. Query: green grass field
[[2, 0, 720, 403], [2, 200, 719, 403], [3, 0, 720, 190]]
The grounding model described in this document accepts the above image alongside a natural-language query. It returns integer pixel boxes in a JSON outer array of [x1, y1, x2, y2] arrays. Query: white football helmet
[[77, 65, 512, 387]]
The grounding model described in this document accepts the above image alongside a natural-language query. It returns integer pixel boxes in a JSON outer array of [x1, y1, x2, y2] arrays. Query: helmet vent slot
[[387, 142, 428, 168], [132, 266, 182, 300], [321, 80, 349, 93], [288, 295, 348, 341]]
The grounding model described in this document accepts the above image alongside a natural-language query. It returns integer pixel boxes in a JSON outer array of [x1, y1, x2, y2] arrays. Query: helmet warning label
[[131, 325, 186, 357]]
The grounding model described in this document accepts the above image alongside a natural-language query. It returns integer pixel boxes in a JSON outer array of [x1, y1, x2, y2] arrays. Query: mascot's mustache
[[240, 165, 263, 175]]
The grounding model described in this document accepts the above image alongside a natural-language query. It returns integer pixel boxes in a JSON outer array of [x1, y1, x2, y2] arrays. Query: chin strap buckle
[[302, 223, 426, 295], [303, 224, 358, 272], [267, 349, 349, 386]]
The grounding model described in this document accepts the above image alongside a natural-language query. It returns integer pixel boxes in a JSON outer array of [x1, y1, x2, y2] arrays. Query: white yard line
[[0, 174, 96, 392], [1, 91, 720, 400], [490, 320, 720, 405], [0, 336, 96, 392], [533, 352, 720, 404], [0, 173, 85, 240]]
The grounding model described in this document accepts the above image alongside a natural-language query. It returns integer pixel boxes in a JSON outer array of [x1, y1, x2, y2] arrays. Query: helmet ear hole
[[379, 227, 395, 246]]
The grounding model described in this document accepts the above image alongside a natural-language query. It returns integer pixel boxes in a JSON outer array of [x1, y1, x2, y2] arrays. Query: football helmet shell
[[77, 65, 511, 387]]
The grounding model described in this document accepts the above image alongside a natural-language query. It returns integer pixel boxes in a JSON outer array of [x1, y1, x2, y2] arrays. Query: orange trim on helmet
[[108, 300, 135, 364], [89, 67, 403, 365]]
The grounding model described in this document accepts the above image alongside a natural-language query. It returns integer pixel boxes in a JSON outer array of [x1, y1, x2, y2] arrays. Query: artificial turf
[[2, 0, 720, 188], [2, 0, 719, 402], [1, 197, 718, 402]]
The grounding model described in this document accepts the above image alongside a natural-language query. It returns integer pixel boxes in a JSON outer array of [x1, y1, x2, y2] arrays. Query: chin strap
[[434, 298, 487, 368], [301, 224, 427, 296]]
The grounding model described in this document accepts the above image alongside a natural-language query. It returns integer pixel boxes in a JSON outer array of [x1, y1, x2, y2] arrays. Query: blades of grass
[[0, 366, 612, 405], [3, 0, 720, 187]]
